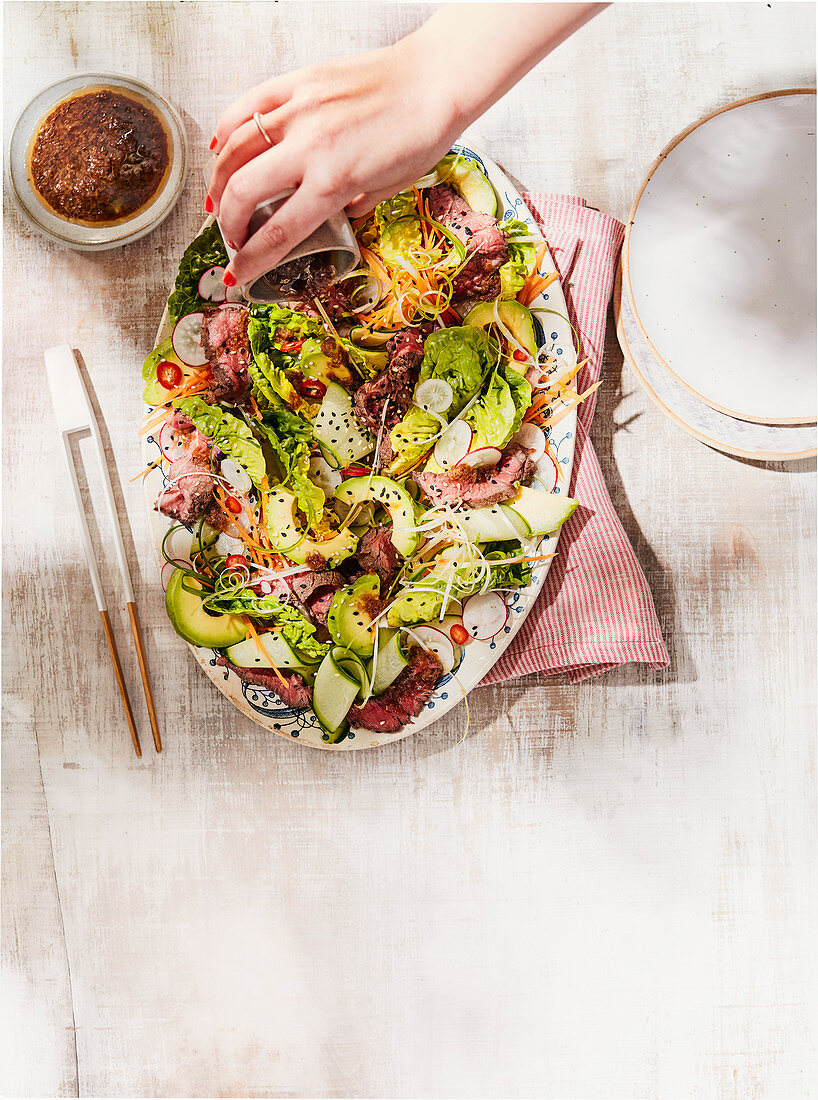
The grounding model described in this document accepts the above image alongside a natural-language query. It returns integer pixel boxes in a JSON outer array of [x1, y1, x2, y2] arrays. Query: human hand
[[207, 36, 460, 287]]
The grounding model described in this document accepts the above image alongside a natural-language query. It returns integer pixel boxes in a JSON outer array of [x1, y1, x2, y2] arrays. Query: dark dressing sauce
[[28, 87, 170, 226]]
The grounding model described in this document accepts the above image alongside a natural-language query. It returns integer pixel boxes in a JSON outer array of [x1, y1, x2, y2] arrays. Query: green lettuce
[[167, 223, 229, 325], [463, 363, 531, 451], [254, 408, 324, 528], [498, 218, 537, 300], [248, 305, 327, 410], [275, 606, 331, 660], [207, 583, 329, 659], [386, 326, 496, 474], [172, 396, 266, 489], [375, 190, 422, 269]]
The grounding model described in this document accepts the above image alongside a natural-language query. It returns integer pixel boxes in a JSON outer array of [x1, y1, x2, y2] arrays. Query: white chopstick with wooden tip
[[44, 344, 162, 756]]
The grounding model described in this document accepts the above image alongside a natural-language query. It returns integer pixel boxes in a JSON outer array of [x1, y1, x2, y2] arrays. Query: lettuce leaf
[[248, 305, 327, 411], [255, 409, 324, 528], [275, 606, 331, 660], [167, 223, 229, 325], [498, 218, 536, 300], [172, 396, 266, 489], [463, 363, 531, 451], [386, 326, 496, 475]]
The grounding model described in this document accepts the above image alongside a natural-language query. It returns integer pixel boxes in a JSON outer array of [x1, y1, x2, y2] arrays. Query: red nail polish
[[226, 239, 237, 250], [204, 194, 214, 214], [209, 135, 218, 151], [222, 270, 237, 287]]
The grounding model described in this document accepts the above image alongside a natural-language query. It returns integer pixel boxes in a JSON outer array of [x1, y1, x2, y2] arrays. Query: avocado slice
[[464, 300, 538, 360], [264, 488, 358, 567], [165, 570, 247, 648], [327, 574, 382, 658], [436, 153, 497, 217], [298, 337, 354, 388], [333, 475, 419, 556]]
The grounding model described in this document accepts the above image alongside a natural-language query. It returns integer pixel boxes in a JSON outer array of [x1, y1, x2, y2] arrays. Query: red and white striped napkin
[[480, 193, 669, 685]]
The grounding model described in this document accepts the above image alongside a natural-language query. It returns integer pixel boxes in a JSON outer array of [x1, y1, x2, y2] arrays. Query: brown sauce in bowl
[[27, 87, 170, 226]]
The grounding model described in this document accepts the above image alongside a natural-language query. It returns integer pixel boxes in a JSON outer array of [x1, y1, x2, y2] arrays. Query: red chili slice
[[279, 338, 305, 354], [299, 379, 327, 399], [225, 495, 243, 514], [225, 554, 247, 570], [450, 623, 469, 646], [513, 349, 529, 363], [157, 360, 183, 389], [341, 465, 369, 477]]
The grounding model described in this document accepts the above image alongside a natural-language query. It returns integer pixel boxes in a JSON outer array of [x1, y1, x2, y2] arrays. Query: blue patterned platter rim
[[142, 138, 578, 749]]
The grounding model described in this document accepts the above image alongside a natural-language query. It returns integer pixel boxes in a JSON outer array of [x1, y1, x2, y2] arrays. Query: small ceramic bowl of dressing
[[7, 72, 187, 251]]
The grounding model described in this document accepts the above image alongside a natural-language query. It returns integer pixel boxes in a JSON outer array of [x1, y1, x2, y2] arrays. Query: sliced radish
[[157, 421, 189, 462], [220, 457, 252, 495], [225, 283, 245, 303], [404, 625, 456, 674], [433, 420, 472, 469], [172, 312, 208, 367], [216, 532, 246, 557], [415, 378, 453, 413], [462, 592, 508, 640], [456, 446, 502, 470], [512, 423, 546, 462], [198, 266, 227, 303], [160, 558, 189, 591]]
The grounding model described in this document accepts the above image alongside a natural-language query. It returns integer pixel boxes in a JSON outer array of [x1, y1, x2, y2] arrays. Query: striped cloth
[[480, 193, 669, 685]]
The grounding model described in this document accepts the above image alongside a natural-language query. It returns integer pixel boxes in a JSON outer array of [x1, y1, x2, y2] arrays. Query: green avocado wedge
[[464, 300, 538, 360], [165, 571, 247, 649], [327, 574, 381, 658], [333, 475, 419, 557]]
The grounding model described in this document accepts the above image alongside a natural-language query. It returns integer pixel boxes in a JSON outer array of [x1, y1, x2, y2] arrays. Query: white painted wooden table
[[3, 4, 815, 1097]]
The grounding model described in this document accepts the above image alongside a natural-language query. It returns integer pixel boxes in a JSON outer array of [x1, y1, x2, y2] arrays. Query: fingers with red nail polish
[[204, 194, 214, 214], [222, 270, 237, 287]]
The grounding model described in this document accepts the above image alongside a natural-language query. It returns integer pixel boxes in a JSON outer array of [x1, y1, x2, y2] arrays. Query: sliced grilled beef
[[216, 658, 312, 708], [428, 185, 508, 302], [353, 328, 426, 434], [290, 569, 346, 626], [414, 441, 535, 509], [349, 646, 443, 732], [354, 527, 403, 588], [201, 306, 251, 404], [157, 454, 215, 525]]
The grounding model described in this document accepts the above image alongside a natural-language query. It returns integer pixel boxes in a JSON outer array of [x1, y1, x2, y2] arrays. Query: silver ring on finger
[[253, 111, 274, 147]]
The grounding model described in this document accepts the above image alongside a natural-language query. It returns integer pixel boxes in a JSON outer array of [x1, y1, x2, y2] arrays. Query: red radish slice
[[198, 266, 227, 303], [462, 592, 508, 640], [172, 312, 207, 367], [433, 420, 472, 469], [157, 422, 189, 462], [513, 423, 546, 462], [456, 446, 502, 470], [405, 625, 456, 674], [220, 457, 252, 495], [160, 559, 190, 591], [415, 378, 453, 413]]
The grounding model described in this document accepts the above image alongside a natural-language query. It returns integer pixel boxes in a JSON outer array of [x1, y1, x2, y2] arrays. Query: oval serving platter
[[142, 139, 578, 749]]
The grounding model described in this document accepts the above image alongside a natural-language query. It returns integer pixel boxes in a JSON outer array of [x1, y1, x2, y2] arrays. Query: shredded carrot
[[520, 268, 559, 306], [130, 459, 163, 482]]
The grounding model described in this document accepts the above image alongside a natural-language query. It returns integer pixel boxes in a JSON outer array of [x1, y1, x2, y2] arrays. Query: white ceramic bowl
[[7, 72, 187, 251]]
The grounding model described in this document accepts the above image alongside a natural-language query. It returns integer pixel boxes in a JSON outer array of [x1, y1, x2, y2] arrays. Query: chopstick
[[44, 345, 162, 756]]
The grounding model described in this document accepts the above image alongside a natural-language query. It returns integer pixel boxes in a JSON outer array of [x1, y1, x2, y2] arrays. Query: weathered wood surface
[[2, 3, 815, 1097]]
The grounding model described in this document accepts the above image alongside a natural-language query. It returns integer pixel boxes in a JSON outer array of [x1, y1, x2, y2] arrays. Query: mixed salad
[[140, 151, 590, 743]]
